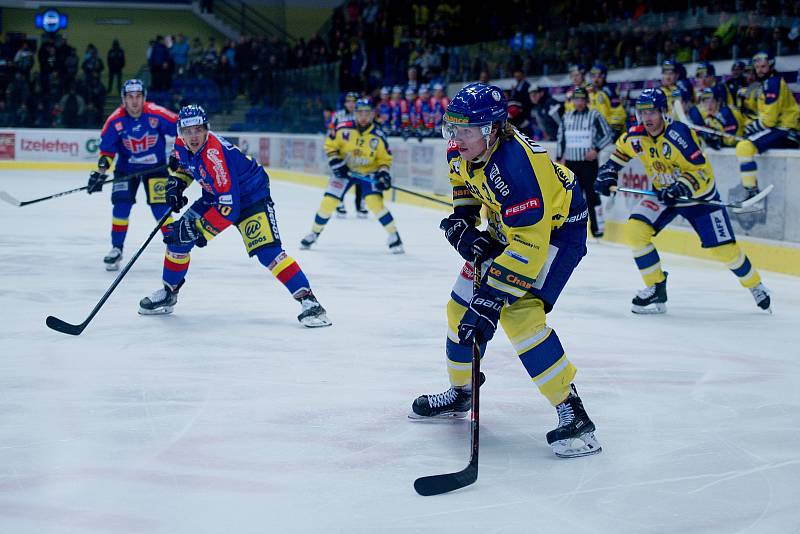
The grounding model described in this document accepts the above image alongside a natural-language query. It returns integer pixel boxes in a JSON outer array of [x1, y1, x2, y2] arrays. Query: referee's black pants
[[566, 159, 602, 236]]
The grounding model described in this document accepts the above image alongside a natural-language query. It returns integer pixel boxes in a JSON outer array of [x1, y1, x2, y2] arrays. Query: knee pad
[[364, 193, 385, 214], [319, 194, 340, 216], [735, 140, 757, 160], [626, 218, 656, 250]]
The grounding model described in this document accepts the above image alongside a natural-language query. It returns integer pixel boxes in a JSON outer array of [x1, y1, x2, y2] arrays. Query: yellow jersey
[[323, 121, 392, 174]]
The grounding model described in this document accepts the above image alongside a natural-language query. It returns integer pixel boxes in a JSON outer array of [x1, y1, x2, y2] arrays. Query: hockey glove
[[329, 158, 350, 181], [657, 181, 692, 206], [594, 162, 619, 196], [168, 152, 181, 172], [744, 120, 764, 137], [163, 217, 206, 248], [458, 290, 505, 344], [165, 174, 189, 213], [440, 217, 504, 263], [374, 170, 392, 191], [87, 171, 107, 194], [701, 132, 722, 150]]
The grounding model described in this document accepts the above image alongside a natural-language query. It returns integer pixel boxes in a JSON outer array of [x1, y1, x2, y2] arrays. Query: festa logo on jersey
[[689, 149, 702, 161], [504, 197, 541, 217], [149, 117, 159, 129], [205, 148, 229, 191], [122, 133, 158, 154]]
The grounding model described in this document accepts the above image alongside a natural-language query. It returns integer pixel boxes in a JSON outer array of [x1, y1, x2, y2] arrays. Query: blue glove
[[87, 171, 106, 194], [440, 217, 504, 263], [329, 158, 350, 180], [374, 170, 392, 191], [458, 290, 505, 344], [657, 180, 692, 206], [165, 175, 188, 213], [744, 120, 764, 137], [163, 217, 206, 247], [594, 163, 618, 196]]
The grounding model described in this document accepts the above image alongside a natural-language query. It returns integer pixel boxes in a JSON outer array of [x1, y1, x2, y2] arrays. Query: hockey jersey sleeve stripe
[[200, 206, 233, 235]]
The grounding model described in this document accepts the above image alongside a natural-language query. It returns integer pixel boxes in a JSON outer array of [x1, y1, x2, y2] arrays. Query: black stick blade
[[46, 316, 85, 336], [414, 463, 477, 496], [0, 191, 21, 206]]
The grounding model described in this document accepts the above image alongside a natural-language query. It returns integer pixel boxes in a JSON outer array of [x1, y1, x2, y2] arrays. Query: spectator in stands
[[82, 44, 104, 82], [528, 84, 562, 141], [510, 68, 531, 117], [57, 86, 85, 128], [32, 101, 52, 128], [169, 34, 188, 79], [201, 38, 219, 79], [406, 66, 419, 92], [62, 46, 79, 88], [13, 42, 34, 82], [0, 100, 12, 126], [149, 35, 171, 90], [215, 54, 235, 114], [188, 38, 204, 78], [6, 72, 29, 114], [107, 39, 125, 93]]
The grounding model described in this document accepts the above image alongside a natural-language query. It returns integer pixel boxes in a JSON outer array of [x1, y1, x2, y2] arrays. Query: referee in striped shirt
[[557, 86, 614, 237]]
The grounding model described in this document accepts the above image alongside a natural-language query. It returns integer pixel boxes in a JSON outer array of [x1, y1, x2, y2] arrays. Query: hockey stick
[[0, 164, 168, 207], [46, 210, 173, 336], [672, 98, 746, 142], [350, 172, 453, 207], [613, 184, 773, 212], [414, 257, 482, 496]]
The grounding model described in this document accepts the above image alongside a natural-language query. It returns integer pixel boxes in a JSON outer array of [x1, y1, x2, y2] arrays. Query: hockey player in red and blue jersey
[[431, 83, 449, 131], [138, 105, 331, 328], [87, 79, 177, 270], [388, 86, 408, 134], [376, 87, 392, 126]]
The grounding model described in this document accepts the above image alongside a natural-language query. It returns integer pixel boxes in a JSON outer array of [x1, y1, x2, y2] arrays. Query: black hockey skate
[[104, 247, 122, 271], [546, 384, 602, 458], [750, 283, 772, 313], [295, 289, 332, 328], [388, 232, 404, 254], [631, 272, 668, 314], [299, 232, 319, 250], [139, 280, 184, 315], [409, 373, 485, 420], [335, 203, 347, 218]]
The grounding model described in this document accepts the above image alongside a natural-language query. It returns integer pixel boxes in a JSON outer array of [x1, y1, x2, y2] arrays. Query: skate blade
[[299, 243, 312, 250], [357, 212, 369, 219], [335, 212, 347, 219], [390, 245, 405, 255], [138, 306, 174, 316], [407, 411, 468, 421], [105, 262, 121, 271], [299, 314, 332, 328], [631, 303, 666, 314], [551, 432, 603, 458]]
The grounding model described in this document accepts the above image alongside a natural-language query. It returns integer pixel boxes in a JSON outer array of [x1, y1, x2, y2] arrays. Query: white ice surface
[[0, 170, 799, 534]]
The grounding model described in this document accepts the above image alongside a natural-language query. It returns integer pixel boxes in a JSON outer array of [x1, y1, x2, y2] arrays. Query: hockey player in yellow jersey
[[594, 89, 771, 314], [735, 61, 760, 124], [409, 82, 601, 459], [589, 63, 627, 135], [660, 60, 680, 115], [300, 98, 403, 253], [735, 52, 800, 199], [698, 87, 744, 149]]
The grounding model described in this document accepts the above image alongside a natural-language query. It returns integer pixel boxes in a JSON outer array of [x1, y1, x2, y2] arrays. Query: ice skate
[[409, 373, 485, 419], [631, 272, 668, 314], [546, 384, 602, 458], [336, 203, 347, 218], [356, 200, 369, 219], [299, 232, 319, 250], [750, 283, 772, 313], [103, 247, 122, 271], [388, 232, 404, 254], [295, 289, 331, 328], [139, 281, 183, 315]]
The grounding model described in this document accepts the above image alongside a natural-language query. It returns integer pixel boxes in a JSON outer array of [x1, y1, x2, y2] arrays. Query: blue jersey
[[99, 102, 178, 172], [173, 131, 269, 236]]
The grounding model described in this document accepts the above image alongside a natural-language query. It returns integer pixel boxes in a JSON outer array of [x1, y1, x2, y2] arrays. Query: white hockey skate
[[546, 384, 602, 458], [631, 273, 668, 314], [299, 232, 319, 250], [295, 289, 332, 328], [104, 247, 122, 271], [750, 283, 772, 313], [388, 232, 404, 254], [139, 281, 183, 315]]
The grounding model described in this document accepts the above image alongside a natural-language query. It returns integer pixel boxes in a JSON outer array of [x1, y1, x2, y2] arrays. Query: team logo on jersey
[[244, 219, 261, 240], [631, 139, 642, 154], [205, 148, 229, 191], [662, 143, 672, 158], [653, 161, 667, 173], [492, 91, 501, 101], [114, 121, 123, 132], [370, 138, 379, 149], [149, 117, 159, 129], [121, 133, 158, 154], [504, 197, 541, 217], [199, 167, 207, 179], [342, 132, 350, 141]]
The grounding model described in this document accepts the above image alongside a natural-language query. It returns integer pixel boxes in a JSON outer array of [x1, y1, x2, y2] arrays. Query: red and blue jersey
[[99, 102, 178, 172], [173, 131, 268, 236]]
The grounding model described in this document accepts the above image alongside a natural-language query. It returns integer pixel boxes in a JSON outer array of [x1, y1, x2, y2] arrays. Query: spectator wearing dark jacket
[[149, 35, 171, 90], [529, 84, 562, 141], [107, 39, 125, 93]]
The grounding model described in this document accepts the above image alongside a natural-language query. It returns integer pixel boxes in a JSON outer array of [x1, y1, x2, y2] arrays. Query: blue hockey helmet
[[661, 60, 678, 73], [731, 60, 746, 73], [442, 82, 507, 145], [121, 78, 146, 101], [752, 51, 775, 68], [345, 91, 360, 102], [635, 88, 670, 124], [696, 61, 716, 78], [178, 104, 209, 131], [354, 97, 373, 112], [697, 87, 716, 101], [590, 63, 608, 76]]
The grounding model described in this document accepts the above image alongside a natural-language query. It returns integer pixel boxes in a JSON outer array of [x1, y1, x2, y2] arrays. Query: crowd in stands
[[0, 33, 108, 128]]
